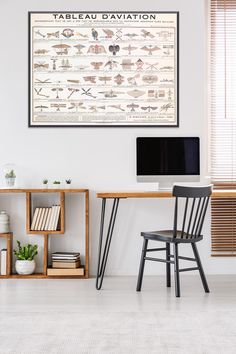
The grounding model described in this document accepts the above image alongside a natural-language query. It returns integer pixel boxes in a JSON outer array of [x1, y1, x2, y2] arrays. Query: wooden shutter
[[210, 0, 236, 256]]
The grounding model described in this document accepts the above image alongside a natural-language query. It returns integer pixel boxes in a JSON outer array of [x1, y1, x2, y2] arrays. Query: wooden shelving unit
[[0, 189, 89, 279]]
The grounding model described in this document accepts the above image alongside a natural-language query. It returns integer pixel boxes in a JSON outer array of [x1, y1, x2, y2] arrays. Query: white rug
[[0, 310, 235, 354]]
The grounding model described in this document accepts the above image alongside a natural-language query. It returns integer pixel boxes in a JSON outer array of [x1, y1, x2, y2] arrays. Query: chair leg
[[192, 243, 210, 293], [173, 243, 180, 297], [166, 242, 171, 287], [136, 238, 148, 292]]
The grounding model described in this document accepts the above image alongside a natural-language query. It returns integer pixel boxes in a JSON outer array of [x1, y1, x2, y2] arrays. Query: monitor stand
[[158, 182, 173, 191]]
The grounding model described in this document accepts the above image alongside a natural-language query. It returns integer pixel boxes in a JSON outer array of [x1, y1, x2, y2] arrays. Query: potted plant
[[14, 241, 38, 275], [5, 169, 16, 187], [65, 179, 72, 188], [42, 179, 48, 188], [52, 181, 61, 189]]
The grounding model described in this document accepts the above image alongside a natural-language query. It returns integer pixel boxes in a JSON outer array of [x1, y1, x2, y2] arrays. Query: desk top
[[97, 190, 236, 199]]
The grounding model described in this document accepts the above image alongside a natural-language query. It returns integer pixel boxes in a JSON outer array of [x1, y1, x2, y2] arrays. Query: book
[[52, 260, 81, 269], [47, 267, 84, 276], [0, 249, 7, 275], [45, 207, 52, 230], [52, 256, 80, 261], [31, 208, 39, 230], [49, 205, 57, 230], [38, 208, 46, 230], [41, 208, 49, 230], [53, 205, 61, 230], [52, 252, 80, 257], [34, 208, 43, 230]]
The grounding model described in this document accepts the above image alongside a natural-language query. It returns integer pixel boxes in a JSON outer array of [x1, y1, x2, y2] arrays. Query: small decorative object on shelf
[[14, 240, 38, 275], [3, 164, 17, 188], [65, 179, 72, 188], [0, 211, 10, 233], [42, 179, 48, 188], [52, 180, 61, 189]]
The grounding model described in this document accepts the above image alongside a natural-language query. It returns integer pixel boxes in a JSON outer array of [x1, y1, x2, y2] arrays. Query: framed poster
[[29, 12, 179, 127]]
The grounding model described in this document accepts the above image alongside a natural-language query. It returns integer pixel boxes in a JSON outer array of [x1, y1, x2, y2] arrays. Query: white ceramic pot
[[5, 177, 15, 187], [0, 211, 10, 233], [15, 260, 36, 275], [52, 184, 61, 189]]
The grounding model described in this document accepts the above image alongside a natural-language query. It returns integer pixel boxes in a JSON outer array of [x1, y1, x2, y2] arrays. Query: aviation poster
[[29, 12, 179, 127]]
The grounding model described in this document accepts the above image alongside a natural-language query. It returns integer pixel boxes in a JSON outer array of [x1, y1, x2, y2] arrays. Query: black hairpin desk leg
[[96, 198, 120, 290]]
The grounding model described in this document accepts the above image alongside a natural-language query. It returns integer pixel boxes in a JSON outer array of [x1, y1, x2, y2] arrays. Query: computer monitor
[[136, 137, 200, 189]]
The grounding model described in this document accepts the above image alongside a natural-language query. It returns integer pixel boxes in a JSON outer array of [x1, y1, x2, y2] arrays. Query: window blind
[[210, 0, 236, 256]]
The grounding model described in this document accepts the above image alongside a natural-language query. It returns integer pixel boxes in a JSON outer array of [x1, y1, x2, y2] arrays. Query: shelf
[[0, 188, 88, 193], [26, 191, 65, 235], [0, 273, 45, 279], [28, 230, 64, 235], [0, 188, 89, 279], [47, 267, 84, 276], [0, 232, 13, 238]]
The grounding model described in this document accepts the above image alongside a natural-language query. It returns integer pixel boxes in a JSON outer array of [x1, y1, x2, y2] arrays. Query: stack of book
[[47, 251, 84, 276], [52, 252, 80, 269], [31, 205, 61, 231]]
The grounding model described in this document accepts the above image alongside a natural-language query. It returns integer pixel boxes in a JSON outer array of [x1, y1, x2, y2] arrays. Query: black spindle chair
[[136, 185, 212, 297]]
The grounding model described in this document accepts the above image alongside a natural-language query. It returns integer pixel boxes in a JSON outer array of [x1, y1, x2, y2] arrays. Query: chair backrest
[[172, 185, 212, 239]]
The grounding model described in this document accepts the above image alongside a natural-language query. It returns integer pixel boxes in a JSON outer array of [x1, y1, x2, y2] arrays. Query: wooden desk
[[96, 189, 236, 290]]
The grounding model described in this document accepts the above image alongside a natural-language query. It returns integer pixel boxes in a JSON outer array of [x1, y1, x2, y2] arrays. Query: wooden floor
[[0, 275, 236, 353]]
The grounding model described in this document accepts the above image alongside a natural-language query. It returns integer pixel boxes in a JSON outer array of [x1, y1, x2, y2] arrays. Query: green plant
[[14, 241, 38, 261], [65, 179, 72, 184], [5, 170, 16, 179], [53, 181, 61, 184], [42, 179, 48, 184]]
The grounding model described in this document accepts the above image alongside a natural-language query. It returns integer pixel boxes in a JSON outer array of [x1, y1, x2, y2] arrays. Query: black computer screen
[[137, 137, 200, 176]]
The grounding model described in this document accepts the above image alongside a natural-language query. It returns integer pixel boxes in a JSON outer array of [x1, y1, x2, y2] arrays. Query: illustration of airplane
[[83, 76, 96, 84], [108, 105, 125, 111], [160, 103, 174, 112], [104, 60, 118, 70], [127, 103, 139, 111], [81, 88, 96, 98], [141, 29, 155, 38], [91, 62, 103, 70], [35, 30, 45, 38], [124, 33, 139, 39], [35, 78, 51, 84], [89, 105, 105, 112], [114, 74, 124, 85], [127, 89, 145, 98], [35, 105, 48, 112], [98, 89, 124, 98], [68, 102, 86, 111], [51, 103, 66, 111], [141, 45, 160, 55], [102, 29, 114, 38], [122, 45, 138, 55], [98, 76, 112, 84], [47, 31, 59, 38], [34, 88, 49, 98]]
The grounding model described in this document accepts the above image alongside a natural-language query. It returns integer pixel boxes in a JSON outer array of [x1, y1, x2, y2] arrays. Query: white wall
[[1, 0, 236, 275]]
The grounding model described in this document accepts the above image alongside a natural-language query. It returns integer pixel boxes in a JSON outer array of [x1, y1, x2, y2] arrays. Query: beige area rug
[[0, 310, 235, 354]]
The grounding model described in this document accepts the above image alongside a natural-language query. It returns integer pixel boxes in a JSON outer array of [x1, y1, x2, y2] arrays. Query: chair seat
[[141, 230, 203, 243]]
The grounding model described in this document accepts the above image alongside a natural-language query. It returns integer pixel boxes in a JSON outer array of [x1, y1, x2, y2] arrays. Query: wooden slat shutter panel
[[210, 0, 236, 256]]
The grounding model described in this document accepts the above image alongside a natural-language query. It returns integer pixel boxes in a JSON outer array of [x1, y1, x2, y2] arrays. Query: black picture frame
[[29, 11, 179, 128]]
